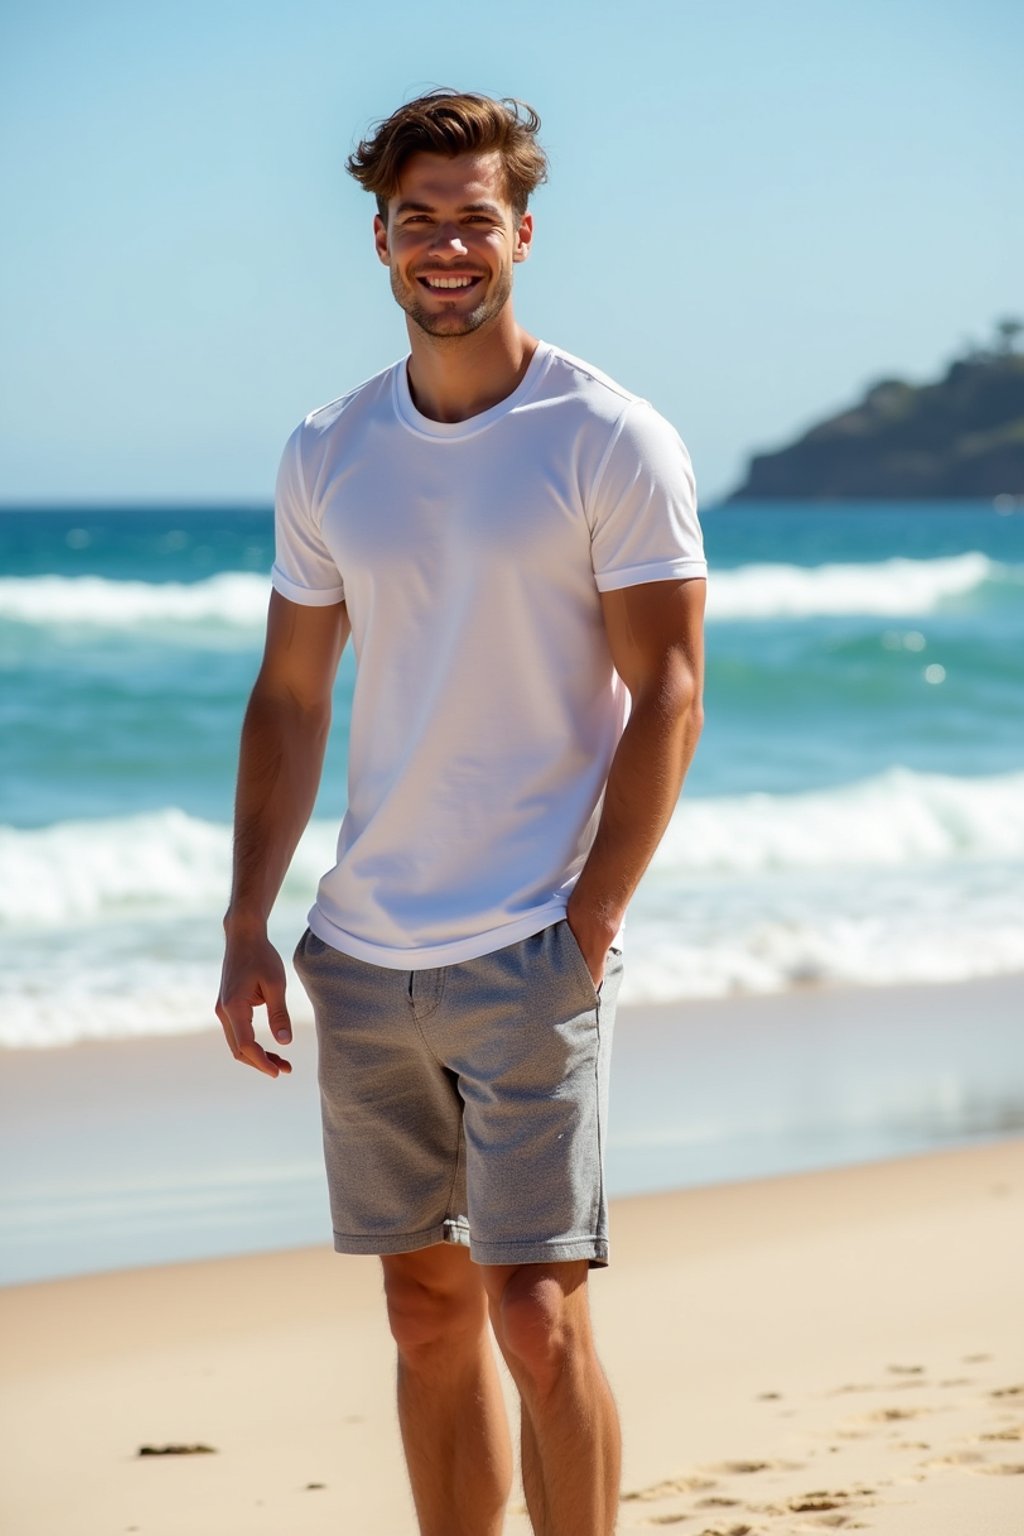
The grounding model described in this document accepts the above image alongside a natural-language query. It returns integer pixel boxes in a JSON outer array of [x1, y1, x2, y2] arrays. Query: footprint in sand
[[859, 1405, 933, 1424], [678, 1519, 868, 1536], [788, 1493, 857, 1510], [636, 1519, 754, 1533], [625, 1460, 811, 1530], [707, 1458, 805, 1476], [750, 1485, 877, 1517], [920, 1449, 984, 1470], [924, 1447, 1024, 1476], [790, 1510, 874, 1530], [980, 1424, 1024, 1442], [626, 1457, 806, 1505], [622, 1473, 719, 1502], [690, 1526, 761, 1536], [921, 1449, 1024, 1474]]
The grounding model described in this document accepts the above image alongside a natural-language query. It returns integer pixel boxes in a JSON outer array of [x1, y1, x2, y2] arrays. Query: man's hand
[[565, 901, 619, 992], [215, 594, 348, 1079], [564, 578, 705, 991], [216, 928, 293, 1078]]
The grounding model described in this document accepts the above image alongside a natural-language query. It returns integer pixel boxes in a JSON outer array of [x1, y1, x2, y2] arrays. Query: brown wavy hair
[[347, 89, 549, 220]]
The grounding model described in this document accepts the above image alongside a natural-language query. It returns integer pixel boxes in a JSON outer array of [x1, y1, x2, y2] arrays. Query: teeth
[[424, 276, 476, 289]]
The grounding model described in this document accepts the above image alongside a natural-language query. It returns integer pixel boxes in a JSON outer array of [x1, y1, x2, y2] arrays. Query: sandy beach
[[3, 1130, 1022, 1534]]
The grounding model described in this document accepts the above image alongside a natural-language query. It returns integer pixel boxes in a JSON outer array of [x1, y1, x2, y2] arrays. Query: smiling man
[[385, 169, 520, 336], [216, 90, 706, 1536]]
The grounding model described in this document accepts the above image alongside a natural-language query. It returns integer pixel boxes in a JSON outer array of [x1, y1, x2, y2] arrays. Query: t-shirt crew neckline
[[393, 339, 553, 440]]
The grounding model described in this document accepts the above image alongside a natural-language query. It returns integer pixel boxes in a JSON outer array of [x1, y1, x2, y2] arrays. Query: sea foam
[[0, 571, 269, 628], [3, 768, 1022, 931], [652, 766, 1024, 874], [3, 769, 1022, 1047], [706, 551, 1011, 619], [0, 809, 330, 927], [0, 552, 1017, 631]]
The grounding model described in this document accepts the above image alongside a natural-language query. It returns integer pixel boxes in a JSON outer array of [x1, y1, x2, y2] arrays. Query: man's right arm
[[216, 590, 350, 1077]]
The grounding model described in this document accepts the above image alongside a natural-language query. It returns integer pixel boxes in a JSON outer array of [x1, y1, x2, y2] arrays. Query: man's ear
[[512, 210, 534, 264], [373, 214, 390, 266]]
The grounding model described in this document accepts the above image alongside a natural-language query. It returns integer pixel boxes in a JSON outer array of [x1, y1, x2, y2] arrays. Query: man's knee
[[382, 1247, 487, 1365], [486, 1263, 591, 1391]]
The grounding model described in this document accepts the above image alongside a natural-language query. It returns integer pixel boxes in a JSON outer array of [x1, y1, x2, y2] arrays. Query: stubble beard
[[391, 265, 514, 339]]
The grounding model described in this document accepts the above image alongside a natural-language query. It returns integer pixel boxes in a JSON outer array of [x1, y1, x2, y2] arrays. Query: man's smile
[[417, 274, 483, 292]]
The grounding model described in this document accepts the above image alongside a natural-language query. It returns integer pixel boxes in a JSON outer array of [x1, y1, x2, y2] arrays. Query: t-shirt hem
[[595, 557, 708, 593], [306, 901, 571, 970], [270, 566, 345, 606]]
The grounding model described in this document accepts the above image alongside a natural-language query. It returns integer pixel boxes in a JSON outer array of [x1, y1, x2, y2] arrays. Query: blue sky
[[1, 0, 1020, 505]]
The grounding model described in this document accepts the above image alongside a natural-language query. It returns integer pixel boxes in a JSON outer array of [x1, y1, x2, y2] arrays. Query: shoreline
[[3, 970, 1023, 1287], [3, 1136, 1022, 1534]]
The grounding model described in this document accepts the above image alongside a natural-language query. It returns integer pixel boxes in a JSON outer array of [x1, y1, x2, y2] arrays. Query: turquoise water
[[1, 500, 1022, 1046], [2, 499, 1023, 1284]]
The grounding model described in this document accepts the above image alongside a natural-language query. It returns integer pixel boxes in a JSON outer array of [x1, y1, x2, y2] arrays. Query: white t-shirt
[[272, 339, 706, 968]]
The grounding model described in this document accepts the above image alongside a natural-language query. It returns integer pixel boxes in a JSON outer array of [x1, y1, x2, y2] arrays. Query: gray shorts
[[293, 919, 623, 1268]]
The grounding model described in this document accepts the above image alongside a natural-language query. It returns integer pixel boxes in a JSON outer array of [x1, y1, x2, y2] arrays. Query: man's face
[[374, 150, 532, 338]]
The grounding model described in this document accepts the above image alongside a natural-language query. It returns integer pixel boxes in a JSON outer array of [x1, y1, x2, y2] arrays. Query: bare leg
[[381, 1244, 513, 1536], [483, 1261, 621, 1536]]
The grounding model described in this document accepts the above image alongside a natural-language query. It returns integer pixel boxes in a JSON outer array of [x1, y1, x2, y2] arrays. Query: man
[[217, 90, 706, 1536]]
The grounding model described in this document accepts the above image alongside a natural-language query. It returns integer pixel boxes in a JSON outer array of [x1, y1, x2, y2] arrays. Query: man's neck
[[405, 315, 539, 424]]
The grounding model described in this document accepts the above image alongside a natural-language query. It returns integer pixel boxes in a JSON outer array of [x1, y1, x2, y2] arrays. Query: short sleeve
[[269, 425, 346, 606], [588, 401, 707, 592]]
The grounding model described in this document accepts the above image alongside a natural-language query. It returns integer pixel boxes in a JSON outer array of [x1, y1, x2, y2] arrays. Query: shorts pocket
[[293, 927, 329, 972], [558, 919, 602, 1007]]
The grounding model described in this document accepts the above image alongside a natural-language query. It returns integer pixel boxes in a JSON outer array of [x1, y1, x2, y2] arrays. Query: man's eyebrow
[[393, 199, 503, 217]]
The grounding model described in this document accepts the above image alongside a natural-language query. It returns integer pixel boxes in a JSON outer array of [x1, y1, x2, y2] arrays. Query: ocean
[[2, 500, 1022, 1049], [2, 499, 1023, 1283]]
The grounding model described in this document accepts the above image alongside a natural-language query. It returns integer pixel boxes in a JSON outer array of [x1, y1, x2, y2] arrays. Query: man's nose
[[429, 224, 469, 257]]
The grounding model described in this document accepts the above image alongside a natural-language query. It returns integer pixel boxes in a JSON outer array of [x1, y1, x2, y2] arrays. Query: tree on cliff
[[995, 317, 1022, 356]]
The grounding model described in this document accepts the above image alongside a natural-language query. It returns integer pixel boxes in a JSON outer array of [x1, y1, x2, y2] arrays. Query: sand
[[2, 1133, 1022, 1535]]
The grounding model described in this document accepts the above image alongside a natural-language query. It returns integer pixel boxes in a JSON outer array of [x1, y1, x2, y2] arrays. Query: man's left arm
[[566, 576, 706, 986]]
